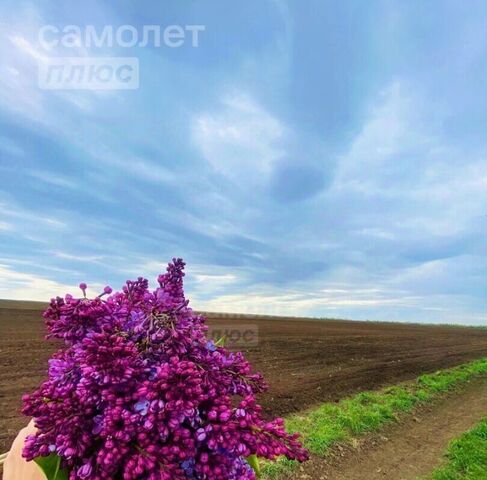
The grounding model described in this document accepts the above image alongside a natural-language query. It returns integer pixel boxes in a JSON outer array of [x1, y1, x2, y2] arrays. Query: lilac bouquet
[[21, 259, 308, 479]]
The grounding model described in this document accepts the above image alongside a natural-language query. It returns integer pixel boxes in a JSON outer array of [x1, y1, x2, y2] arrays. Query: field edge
[[261, 358, 487, 479]]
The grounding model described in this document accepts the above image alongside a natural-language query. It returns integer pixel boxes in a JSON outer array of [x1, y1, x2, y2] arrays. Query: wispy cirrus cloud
[[192, 93, 285, 185]]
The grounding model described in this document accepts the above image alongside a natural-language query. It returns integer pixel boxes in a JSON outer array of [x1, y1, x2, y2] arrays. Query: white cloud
[[334, 81, 433, 192], [0, 199, 68, 231], [9, 35, 49, 63], [193, 273, 237, 285], [0, 263, 103, 301], [192, 93, 285, 182], [28, 171, 78, 189], [192, 285, 420, 317], [52, 251, 105, 263], [331, 79, 487, 241]]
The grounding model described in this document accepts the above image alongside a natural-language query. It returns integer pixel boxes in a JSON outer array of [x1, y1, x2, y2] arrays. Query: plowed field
[[1, 303, 487, 452]]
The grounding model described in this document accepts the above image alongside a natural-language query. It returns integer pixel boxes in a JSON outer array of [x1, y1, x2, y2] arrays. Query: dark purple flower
[[22, 259, 308, 479]]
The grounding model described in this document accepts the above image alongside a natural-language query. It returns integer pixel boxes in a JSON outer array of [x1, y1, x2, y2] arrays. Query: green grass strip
[[262, 358, 487, 478], [426, 417, 487, 480]]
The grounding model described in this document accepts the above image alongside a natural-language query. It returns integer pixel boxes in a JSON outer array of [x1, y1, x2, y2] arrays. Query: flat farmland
[[1, 303, 487, 452]]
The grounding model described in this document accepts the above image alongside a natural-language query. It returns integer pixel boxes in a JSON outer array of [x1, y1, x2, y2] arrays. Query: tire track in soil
[[286, 377, 487, 480]]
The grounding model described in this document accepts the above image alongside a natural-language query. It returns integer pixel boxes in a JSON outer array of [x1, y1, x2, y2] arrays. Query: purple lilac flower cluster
[[22, 259, 308, 479]]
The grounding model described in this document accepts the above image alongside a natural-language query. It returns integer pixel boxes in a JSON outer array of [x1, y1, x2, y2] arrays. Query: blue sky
[[0, 1, 486, 325]]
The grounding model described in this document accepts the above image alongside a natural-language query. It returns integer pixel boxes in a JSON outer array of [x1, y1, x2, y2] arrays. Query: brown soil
[[287, 377, 487, 480], [1, 304, 487, 453]]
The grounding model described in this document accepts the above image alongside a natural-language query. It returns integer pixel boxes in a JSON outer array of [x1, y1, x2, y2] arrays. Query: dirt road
[[287, 377, 487, 480]]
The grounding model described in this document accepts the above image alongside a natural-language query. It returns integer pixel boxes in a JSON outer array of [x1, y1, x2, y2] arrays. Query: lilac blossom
[[22, 259, 308, 479]]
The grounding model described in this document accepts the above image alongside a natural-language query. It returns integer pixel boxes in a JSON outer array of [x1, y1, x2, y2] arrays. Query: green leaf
[[34, 454, 69, 480], [215, 335, 226, 347], [247, 454, 261, 477]]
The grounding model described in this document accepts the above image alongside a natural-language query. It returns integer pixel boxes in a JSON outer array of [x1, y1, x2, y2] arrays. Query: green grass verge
[[262, 358, 487, 478], [426, 417, 487, 480]]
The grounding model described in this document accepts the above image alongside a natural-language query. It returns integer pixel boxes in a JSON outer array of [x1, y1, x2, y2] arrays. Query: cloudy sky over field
[[0, 1, 486, 324]]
